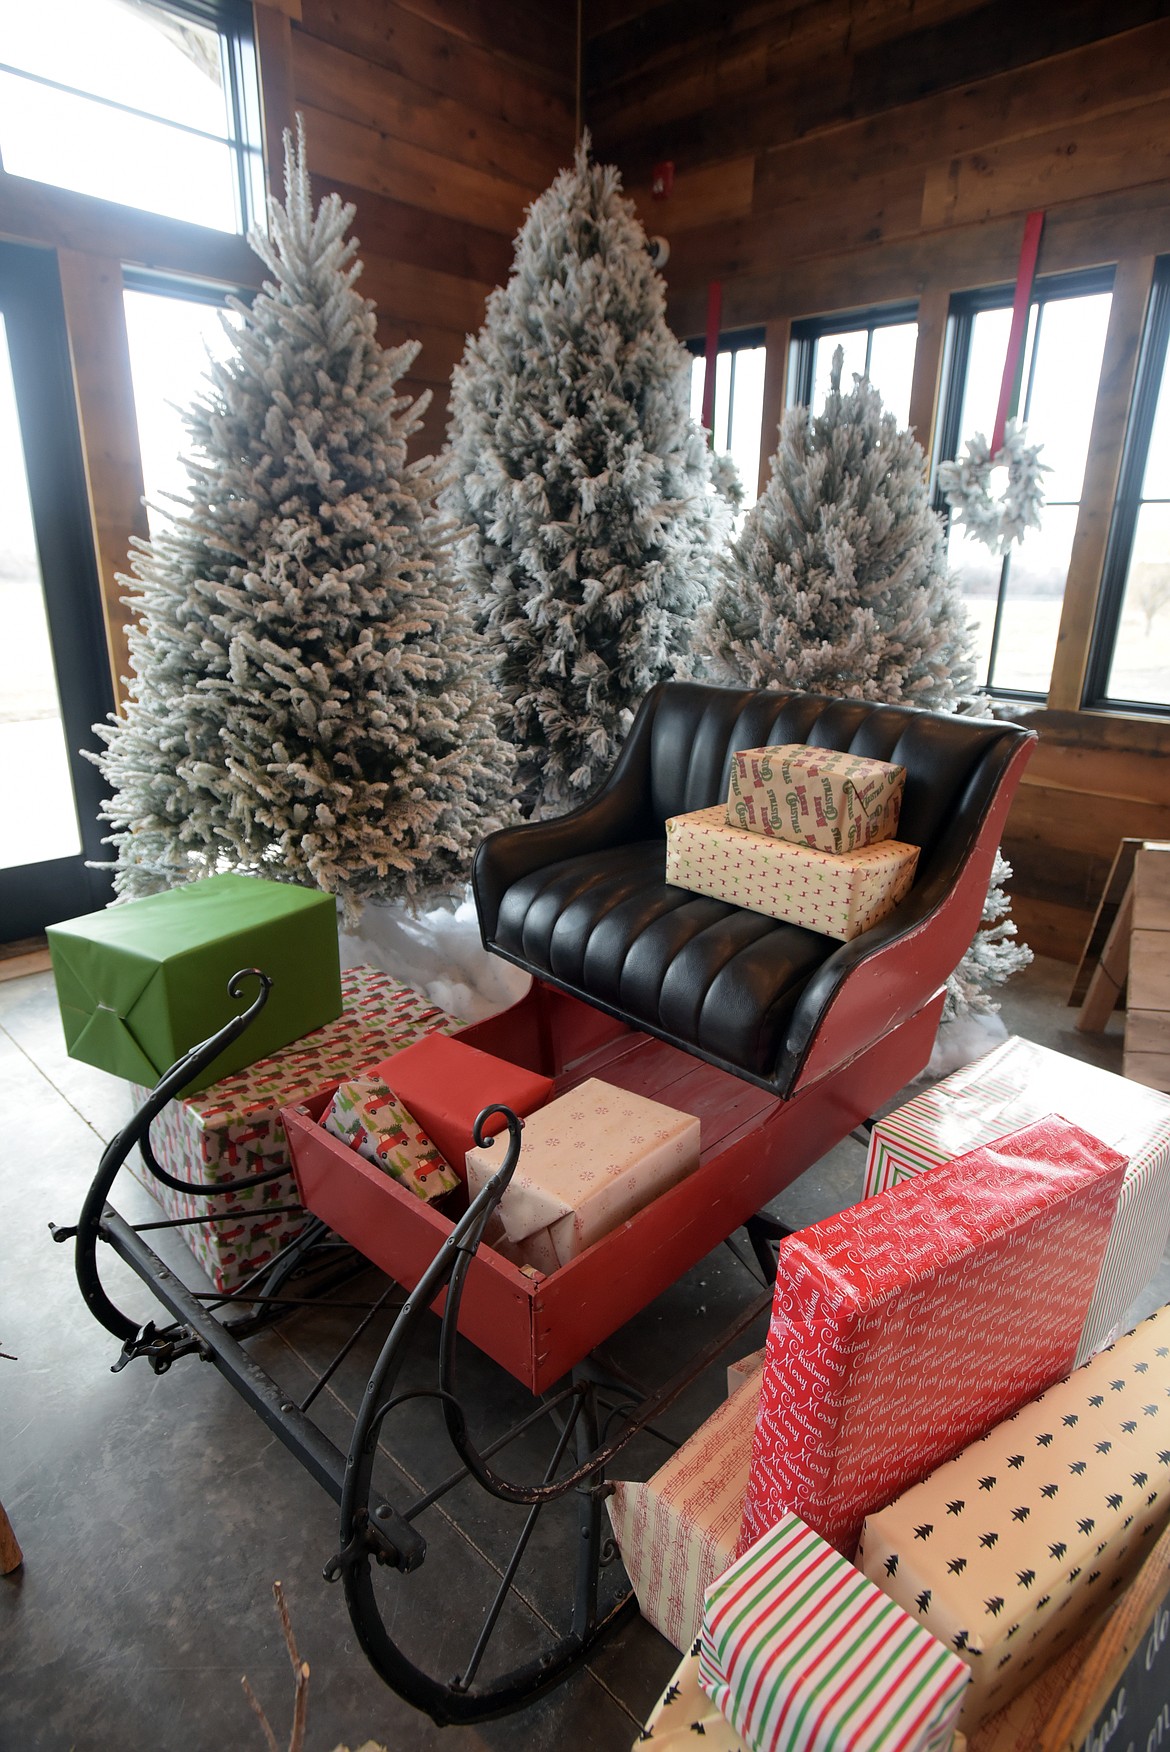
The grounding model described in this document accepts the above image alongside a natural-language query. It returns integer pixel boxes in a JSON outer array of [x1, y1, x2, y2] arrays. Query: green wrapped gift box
[[47, 873, 342, 1092]]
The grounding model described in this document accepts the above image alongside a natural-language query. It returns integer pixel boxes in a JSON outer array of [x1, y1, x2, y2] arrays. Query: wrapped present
[[465, 1078, 700, 1274], [865, 1036, 1170, 1364], [726, 1351, 765, 1399], [365, 1032, 553, 1180], [130, 966, 453, 1290], [739, 1119, 1128, 1559], [727, 744, 905, 853], [700, 1513, 970, 1752], [609, 1370, 762, 1651], [665, 806, 918, 942], [321, 1078, 459, 1201], [637, 1647, 751, 1750], [857, 1304, 1170, 1730], [47, 871, 341, 1091]]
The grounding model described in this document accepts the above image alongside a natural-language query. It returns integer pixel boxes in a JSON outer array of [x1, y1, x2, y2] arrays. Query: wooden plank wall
[[586, 0, 1170, 961]]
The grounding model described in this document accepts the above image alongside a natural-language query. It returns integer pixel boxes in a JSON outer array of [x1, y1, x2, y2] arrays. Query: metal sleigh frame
[[56, 963, 937, 1727]]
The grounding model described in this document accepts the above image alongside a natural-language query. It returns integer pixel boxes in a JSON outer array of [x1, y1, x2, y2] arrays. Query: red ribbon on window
[[991, 210, 1045, 455], [702, 280, 722, 446]]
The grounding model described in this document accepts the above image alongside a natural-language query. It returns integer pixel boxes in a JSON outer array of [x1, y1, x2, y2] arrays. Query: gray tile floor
[[1, 957, 1165, 1752]]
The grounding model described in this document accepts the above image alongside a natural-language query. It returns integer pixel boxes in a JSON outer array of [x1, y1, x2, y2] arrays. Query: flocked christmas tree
[[445, 136, 733, 817], [702, 350, 1028, 1015], [93, 122, 513, 918]]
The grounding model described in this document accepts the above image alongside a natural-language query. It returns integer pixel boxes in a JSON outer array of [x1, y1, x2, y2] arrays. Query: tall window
[[936, 271, 1114, 698], [788, 305, 918, 428], [688, 330, 767, 512], [0, 0, 263, 234], [1086, 258, 1170, 712]]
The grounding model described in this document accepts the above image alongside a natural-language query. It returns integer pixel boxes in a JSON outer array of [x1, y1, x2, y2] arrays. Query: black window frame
[[1082, 255, 1170, 714], [787, 300, 919, 410], [0, 0, 265, 236], [934, 265, 1116, 703]]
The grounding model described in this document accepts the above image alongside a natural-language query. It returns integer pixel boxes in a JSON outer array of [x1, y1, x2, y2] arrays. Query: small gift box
[[609, 1370, 762, 1652], [364, 1032, 553, 1180], [857, 1303, 1170, 1730], [322, 1077, 459, 1201], [727, 744, 905, 853], [666, 806, 918, 942], [636, 1647, 751, 1750], [700, 1514, 969, 1752], [865, 1036, 1170, 1364], [739, 1118, 1127, 1559], [465, 1078, 700, 1274], [48, 871, 341, 1091]]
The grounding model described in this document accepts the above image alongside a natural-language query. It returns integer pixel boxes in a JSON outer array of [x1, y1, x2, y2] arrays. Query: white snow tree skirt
[[339, 891, 531, 1027]]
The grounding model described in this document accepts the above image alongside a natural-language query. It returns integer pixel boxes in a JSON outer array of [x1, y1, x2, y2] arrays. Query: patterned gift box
[[700, 1513, 969, 1752], [864, 1036, 1170, 1365], [857, 1303, 1170, 1730], [130, 965, 453, 1291], [322, 1078, 459, 1201], [739, 1119, 1127, 1560], [464, 1078, 700, 1275], [636, 1647, 751, 1750], [727, 744, 905, 854], [609, 1369, 763, 1651], [665, 806, 918, 942]]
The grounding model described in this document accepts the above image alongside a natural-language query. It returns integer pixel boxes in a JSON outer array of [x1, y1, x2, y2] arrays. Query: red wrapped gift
[[365, 1032, 554, 1179], [738, 1117, 1127, 1560]]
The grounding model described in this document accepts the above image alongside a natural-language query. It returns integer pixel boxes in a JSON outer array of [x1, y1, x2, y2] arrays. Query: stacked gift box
[[665, 743, 919, 941]]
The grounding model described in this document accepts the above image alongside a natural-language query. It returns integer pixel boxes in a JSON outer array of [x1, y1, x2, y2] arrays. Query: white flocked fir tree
[[445, 135, 734, 817], [93, 122, 513, 920], [702, 350, 1029, 1017]]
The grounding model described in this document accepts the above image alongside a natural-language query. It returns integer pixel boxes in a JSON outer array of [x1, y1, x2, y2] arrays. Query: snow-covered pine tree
[[701, 349, 1029, 1016], [445, 135, 733, 818], [93, 121, 513, 917]]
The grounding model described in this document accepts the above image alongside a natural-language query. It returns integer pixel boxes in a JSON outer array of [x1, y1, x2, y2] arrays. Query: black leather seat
[[473, 682, 1035, 1099]]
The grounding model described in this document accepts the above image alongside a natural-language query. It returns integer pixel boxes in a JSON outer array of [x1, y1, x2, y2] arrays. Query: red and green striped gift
[[699, 1513, 968, 1752]]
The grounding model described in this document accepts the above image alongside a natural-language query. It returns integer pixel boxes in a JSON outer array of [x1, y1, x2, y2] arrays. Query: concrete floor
[[1, 956, 1166, 1752]]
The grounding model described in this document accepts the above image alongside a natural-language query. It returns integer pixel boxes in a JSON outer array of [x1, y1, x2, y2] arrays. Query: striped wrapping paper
[[864, 1036, 1170, 1364], [700, 1514, 969, 1752]]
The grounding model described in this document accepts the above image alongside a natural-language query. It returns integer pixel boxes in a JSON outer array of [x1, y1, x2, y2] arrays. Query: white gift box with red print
[[857, 1303, 1170, 1730], [865, 1035, 1170, 1364], [726, 743, 905, 853], [321, 1077, 459, 1202], [738, 1118, 1127, 1560], [464, 1078, 700, 1275], [130, 965, 453, 1290], [665, 805, 918, 941], [699, 1513, 969, 1752]]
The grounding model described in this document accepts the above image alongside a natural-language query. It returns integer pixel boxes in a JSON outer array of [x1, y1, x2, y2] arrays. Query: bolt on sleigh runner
[[63, 681, 1036, 1725]]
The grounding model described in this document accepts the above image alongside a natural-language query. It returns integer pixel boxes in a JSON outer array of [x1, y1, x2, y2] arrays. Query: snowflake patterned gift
[[857, 1302, 1170, 1731], [466, 1078, 700, 1274], [727, 744, 905, 853], [321, 1078, 458, 1201], [666, 805, 918, 941]]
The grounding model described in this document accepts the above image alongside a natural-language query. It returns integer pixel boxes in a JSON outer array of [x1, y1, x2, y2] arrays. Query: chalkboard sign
[[1075, 1595, 1170, 1752]]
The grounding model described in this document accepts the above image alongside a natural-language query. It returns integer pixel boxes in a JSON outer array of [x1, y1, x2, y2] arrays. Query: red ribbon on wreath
[[991, 210, 1045, 455]]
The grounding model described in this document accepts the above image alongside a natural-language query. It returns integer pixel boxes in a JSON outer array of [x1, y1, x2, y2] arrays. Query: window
[[788, 304, 919, 428], [688, 330, 767, 512], [0, 0, 263, 234], [935, 271, 1114, 699], [1085, 258, 1170, 712]]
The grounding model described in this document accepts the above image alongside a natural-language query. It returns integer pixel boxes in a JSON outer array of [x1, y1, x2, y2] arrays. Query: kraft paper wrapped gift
[[129, 966, 453, 1291], [364, 1032, 554, 1180], [665, 806, 918, 942], [739, 1118, 1127, 1560], [857, 1303, 1170, 1730], [727, 744, 905, 853], [47, 871, 342, 1092], [609, 1366, 764, 1652], [465, 1078, 700, 1275], [865, 1036, 1170, 1365], [636, 1647, 751, 1750], [699, 1513, 970, 1752], [322, 1077, 459, 1201]]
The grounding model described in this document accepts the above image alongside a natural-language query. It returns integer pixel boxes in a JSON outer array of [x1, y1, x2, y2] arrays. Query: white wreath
[[937, 420, 1049, 556]]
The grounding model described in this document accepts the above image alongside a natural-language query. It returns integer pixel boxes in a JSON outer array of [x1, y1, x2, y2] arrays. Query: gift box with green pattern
[[322, 1076, 460, 1202], [47, 872, 342, 1092]]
